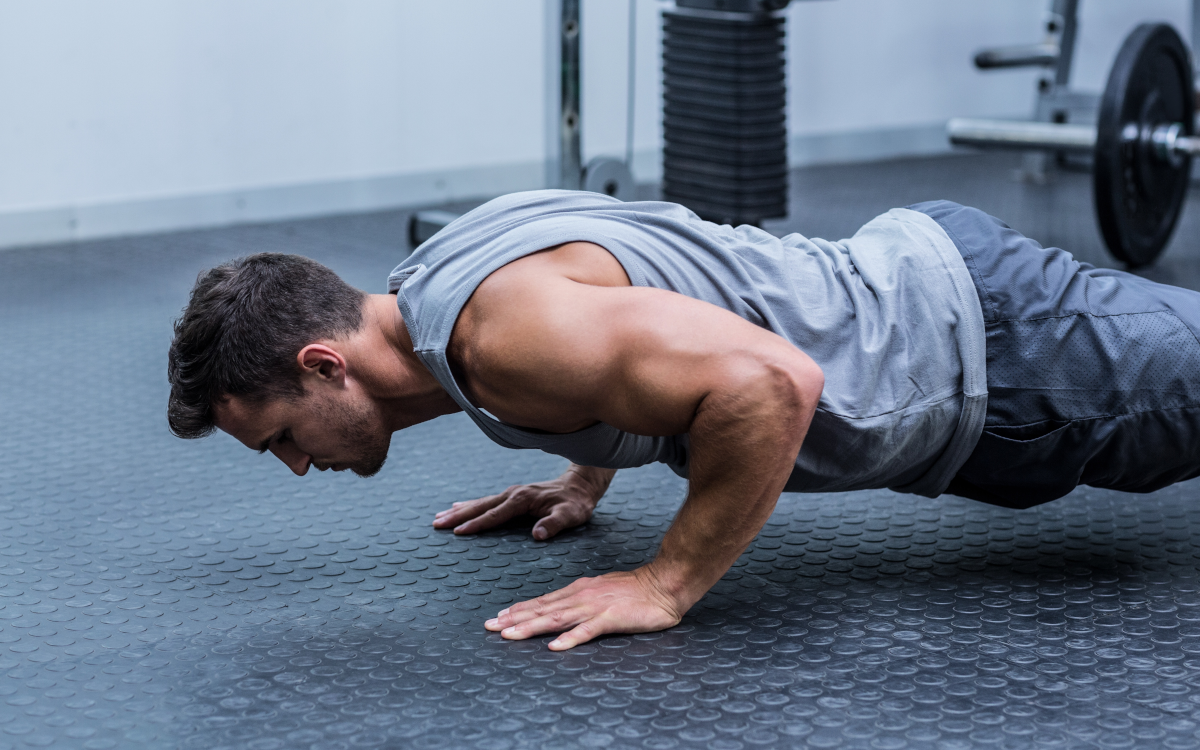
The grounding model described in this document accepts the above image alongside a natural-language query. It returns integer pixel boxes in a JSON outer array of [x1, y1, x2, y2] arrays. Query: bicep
[[474, 278, 820, 437]]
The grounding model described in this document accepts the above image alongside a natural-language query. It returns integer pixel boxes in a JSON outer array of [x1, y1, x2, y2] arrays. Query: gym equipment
[[408, 0, 635, 249], [949, 23, 1197, 267], [661, 0, 790, 226], [974, 0, 1095, 136]]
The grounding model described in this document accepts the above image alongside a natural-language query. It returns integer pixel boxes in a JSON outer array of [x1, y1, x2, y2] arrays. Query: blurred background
[[3, 6, 1200, 749], [0, 0, 1193, 250]]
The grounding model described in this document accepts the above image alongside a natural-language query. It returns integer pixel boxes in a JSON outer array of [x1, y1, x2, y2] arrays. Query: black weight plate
[[664, 61, 785, 85], [664, 103, 786, 125], [664, 155, 789, 180], [663, 193, 787, 224], [664, 12, 785, 37], [664, 143, 787, 166], [1094, 23, 1195, 267], [663, 36, 785, 57], [663, 49, 785, 70], [663, 26, 785, 46], [665, 130, 786, 153], [663, 172, 789, 196], [664, 119, 787, 140], [665, 75, 785, 98], [665, 91, 787, 112]]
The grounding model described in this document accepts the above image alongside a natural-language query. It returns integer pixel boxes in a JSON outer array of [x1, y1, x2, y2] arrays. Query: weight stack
[[662, 4, 788, 226]]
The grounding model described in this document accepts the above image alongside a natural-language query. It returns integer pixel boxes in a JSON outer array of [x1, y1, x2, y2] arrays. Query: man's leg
[[911, 200, 1200, 509]]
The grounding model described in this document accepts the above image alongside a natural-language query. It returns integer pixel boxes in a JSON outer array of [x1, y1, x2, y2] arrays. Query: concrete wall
[[0, 0, 1192, 248]]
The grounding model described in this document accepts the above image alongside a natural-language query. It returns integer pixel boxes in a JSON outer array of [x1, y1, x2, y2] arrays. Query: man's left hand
[[484, 567, 684, 650]]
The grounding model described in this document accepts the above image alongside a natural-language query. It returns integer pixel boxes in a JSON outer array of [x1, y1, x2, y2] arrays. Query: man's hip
[[911, 200, 1200, 508]]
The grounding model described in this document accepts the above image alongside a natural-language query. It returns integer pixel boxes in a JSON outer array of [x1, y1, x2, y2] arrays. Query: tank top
[[388, 190, 986, 497]]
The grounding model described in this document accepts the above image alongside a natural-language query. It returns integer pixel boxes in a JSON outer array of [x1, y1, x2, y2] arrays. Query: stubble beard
[[320, 395, 392, 478]]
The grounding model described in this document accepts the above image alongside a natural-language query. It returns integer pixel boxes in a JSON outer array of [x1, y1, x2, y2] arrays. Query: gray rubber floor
[[3, 153, 1200, 750]]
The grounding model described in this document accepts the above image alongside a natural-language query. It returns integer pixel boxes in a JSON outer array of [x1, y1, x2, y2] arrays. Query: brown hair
[[167, 253, 365, 439]]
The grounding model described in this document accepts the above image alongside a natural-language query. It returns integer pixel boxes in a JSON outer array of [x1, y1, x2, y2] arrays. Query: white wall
[[0, 0, 1193, 248]]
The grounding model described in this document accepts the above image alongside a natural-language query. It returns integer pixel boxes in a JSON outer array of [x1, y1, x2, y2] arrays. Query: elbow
[[773, 359, 822, 455], [740, 352, 824, 437], [702, 348, 824, 440], [794, 356, 824, 413], [769, 352, 823, 420]]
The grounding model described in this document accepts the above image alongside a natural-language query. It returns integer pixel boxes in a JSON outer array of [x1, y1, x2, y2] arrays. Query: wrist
[[562, 464, 614, 502], [639, 558, 710, 616]]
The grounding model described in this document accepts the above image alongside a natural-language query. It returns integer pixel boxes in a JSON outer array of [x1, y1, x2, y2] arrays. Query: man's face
[[216, 387, 392, 478]]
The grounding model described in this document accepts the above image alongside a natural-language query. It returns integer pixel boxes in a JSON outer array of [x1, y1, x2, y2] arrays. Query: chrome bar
[[1177, 134, 1200, 155], [973, 43, 1059, 70], [947, 118, 1096, 152]]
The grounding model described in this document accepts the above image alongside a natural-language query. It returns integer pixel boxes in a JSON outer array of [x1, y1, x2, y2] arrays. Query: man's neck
[[362, 293, 462, 432]]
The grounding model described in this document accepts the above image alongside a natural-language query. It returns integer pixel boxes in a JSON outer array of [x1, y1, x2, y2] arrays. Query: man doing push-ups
[[166, 191, 1200, 650]]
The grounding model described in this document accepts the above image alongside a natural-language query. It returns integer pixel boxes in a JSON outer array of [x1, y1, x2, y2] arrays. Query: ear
[[296, 344, 348, 387]]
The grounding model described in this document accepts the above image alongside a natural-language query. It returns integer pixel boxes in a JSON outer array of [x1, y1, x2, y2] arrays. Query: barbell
[[948, 23, 1197, 267]]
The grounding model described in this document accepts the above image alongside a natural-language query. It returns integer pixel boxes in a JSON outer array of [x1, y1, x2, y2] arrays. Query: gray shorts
[[912, 200, 1200, 509]]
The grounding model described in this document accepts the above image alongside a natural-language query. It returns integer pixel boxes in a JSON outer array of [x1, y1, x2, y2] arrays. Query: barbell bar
[[948, 118, 1200, 161]]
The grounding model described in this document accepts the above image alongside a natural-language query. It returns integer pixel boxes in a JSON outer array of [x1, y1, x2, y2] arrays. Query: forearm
[[645, 365, 820, 611]]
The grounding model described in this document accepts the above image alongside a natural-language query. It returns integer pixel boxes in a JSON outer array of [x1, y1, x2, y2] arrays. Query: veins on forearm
[[564, 464, 617, 502], [648, 367, 817, 608]]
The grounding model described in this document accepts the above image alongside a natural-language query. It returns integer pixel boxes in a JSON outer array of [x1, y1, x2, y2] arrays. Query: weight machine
[[409, 0, 799, 249]]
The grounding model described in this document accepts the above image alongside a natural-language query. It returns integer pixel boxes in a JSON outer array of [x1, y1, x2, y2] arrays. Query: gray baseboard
[[0, 161, 545, 251], [0, 123, 957, 251], [790, 122, 953, 168]]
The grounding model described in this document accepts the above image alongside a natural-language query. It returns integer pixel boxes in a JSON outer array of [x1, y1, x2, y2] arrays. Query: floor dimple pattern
[[2, 154, 1200, 749]]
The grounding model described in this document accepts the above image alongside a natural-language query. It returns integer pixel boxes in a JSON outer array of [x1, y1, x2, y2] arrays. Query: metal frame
[[560, 0, 583, 190], [409, 0, 633, 248]]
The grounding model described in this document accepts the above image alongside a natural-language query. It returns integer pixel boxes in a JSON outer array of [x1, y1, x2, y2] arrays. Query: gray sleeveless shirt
[[388, 190, 986, 497]]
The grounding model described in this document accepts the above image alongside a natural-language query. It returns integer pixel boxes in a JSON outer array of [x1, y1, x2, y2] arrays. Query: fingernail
[[498, 608, 509, 616], [549, 639, 562, 649], [485, 619, 498, 628], [502, 627, 515, 636], [533, 529, 545, 540]]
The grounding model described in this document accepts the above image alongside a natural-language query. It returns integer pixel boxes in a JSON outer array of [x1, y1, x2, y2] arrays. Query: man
[[167, 191, 1200, 651]]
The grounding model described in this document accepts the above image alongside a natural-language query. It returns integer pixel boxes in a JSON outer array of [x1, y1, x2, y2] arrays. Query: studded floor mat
[[3, 154, 1200, 749]]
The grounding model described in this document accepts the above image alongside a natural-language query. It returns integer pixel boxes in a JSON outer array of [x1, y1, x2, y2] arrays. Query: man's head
[[168, 253, 392, 477]]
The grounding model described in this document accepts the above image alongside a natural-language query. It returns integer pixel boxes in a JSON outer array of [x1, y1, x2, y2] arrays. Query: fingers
[[451, 497, 530, 535], [432, 493, 505, 529], [549, 620, 602, 650], [531, 501, 590, 541], [484, 601, 609, 649], [486, 584, 588, 627], [492, 606, 592, 642]]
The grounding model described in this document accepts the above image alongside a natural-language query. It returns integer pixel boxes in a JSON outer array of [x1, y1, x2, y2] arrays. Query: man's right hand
[[432, 465, 616, 540]]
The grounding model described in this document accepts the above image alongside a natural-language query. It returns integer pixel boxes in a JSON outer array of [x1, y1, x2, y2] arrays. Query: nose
[[270, 441, 312, 476]]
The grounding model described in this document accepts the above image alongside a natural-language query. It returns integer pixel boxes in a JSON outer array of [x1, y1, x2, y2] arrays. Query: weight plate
[[664, 61, 785, 85], [664, 143, 787, 166], [663, 175, 788, 200], [663, 49, 785, 70], [1094, 23, 1195, 267], [662, 193, 787, 225], [665, 90, 787, 112], [665, 75, 785, 98], [665, 133, 786, 153], [664, 121, 787, 141], [582, 157, 637, 202], [664, 105, 786, 126], [664, 155, 788, 180]]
